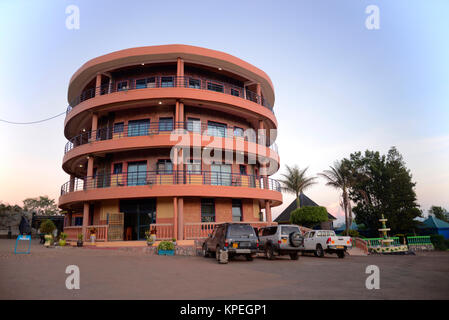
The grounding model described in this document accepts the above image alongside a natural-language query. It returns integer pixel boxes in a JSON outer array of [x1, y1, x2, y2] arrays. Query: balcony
[[65, 75, 274, 115], [61, 170, 281, 196], [64, 121, 279, 155]]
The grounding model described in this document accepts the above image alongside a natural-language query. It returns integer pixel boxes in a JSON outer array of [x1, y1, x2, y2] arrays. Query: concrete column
[[173, 197, 178, 240], [256, 83, 261, 104], [87, 156, 94, 189], [179, 102, 184, 123], [95, 74, 102, 96], [178, 197, 184, 240], [265, 200, 272, 223], [69, 175, 75, 192], [177, 57, 184, 86], [82, 202, 90, 237]]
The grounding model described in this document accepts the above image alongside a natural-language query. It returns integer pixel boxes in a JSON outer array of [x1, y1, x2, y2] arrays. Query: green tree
[[345, 147, 421, 236], [318, 160, 352, 234], [23, 196, 59, 215], [279, 165, 317, 208], [428, 206, 449, 223], [290, 206, 328, 228]]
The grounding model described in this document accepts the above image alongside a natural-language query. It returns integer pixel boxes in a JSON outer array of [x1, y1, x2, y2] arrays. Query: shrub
[[342, 229, 360, 237], [430, 234, 448, 251], [60, 232, 67, 240], [290, 206, 328, 228], [158, 241, 175, 251], [77, 233, 83, 241], [39, 219, 56, 235]]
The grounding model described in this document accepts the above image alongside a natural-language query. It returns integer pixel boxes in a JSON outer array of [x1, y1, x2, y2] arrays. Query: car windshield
[[228, 225, 256, 237], [281, 226, 300, 235]]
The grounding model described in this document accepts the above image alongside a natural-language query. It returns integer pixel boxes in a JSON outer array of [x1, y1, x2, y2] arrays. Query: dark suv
[[202, 223, 259, 264]]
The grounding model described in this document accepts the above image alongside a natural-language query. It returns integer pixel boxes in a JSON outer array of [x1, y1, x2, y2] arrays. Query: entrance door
[[211, 164, 231, 186], [120, 199, 156, 240]]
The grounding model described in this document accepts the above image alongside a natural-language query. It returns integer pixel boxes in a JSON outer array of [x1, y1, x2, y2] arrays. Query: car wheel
[[265, 245, 275, 260], [202, 243, 210, 258], [315, 244, 324, 258], [289, 252, 299, 260], [246, 254, 253, 261], [337, 251, 345, 259]]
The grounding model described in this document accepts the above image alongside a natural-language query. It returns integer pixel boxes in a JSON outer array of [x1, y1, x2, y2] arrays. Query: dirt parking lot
[[0, 239, 448, 299]]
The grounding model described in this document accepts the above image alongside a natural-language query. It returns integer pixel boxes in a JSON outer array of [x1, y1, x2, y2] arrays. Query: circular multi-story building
[[59, 44, 282, 242]]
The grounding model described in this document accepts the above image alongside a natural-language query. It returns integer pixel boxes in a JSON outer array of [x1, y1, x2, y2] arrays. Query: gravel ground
[[0, 239, 448, 300]]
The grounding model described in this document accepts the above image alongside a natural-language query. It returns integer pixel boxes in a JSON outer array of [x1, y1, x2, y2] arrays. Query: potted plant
[[39, 219, 56, 247], [145, 230, 154, 246], [172, 238, 177, 246], [157, 240, 175, 256], [59, 232, 67, 246], [77, 233, 83, 247], [90, 227, 97, 243]]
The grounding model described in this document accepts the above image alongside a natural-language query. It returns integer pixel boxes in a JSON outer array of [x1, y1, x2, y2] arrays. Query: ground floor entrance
[[120, 199, 156, 240]]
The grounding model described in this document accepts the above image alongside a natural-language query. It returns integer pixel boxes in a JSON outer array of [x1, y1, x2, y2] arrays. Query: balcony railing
[[64, 121, 278, 154], [65, 75, 274, 115], [60, 170, 281, 195]]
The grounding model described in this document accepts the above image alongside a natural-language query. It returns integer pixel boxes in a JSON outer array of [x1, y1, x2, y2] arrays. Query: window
[[73, 217, 83, 226], [128, 119, 150, 137], [227, 224, 256, 237], [186, 117, 201, 133], [186, 159, 201, 174], [201, 198, 215, 222], [239, 165, 247, 175], [127, 161, 147, 186], [113, 122, 124, 133], [281, 226, 300, 235], [230, 88, 240, 97], [161, 76, 174, 87], [159, 117, 173, 132], [207, 82, 224, 93], [211, 164, 231, 186], [135, 79, 147, 89], [232, 199, 242, 222], [188, 78, 201, 89], [117, 81, 128, 91], [113, 163, 123, 174], [157, 160, 173, 174], [207, 121, 227, 138], [234, 127, 244, 138]]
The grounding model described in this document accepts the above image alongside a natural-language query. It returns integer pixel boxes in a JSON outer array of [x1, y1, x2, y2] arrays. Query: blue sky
[[0, 0, 448, 222]]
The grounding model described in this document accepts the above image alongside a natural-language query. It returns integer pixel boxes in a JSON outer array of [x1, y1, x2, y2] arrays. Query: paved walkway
[[1, 239, 448, 299]]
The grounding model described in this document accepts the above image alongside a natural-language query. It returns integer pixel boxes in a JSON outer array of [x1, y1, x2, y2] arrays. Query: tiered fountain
[[369, 214, 409, 254]]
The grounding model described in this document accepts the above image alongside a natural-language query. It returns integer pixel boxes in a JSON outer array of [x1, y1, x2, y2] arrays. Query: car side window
[[215, 226, 223, 238], [309, 231, 315, 238]]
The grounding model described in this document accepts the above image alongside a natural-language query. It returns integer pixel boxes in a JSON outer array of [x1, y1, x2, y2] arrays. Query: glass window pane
[[161, 76, 174, 87], [159, 118, 173, 132]]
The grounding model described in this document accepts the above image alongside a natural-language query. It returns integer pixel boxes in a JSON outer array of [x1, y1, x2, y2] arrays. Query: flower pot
[[77, 240, 83, 247], [44, 234, 53, 247], [59, 239, 66, 247], [90, 234, 96, 243], [147, 241, 154, 246]]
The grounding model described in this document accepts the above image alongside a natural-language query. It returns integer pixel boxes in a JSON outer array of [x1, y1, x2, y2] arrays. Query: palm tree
[[279, 165, 317, 208], [318, 161, 352, 234]]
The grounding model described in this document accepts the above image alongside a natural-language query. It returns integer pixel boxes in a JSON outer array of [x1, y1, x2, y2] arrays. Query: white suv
[[258, 225, 303, 260]]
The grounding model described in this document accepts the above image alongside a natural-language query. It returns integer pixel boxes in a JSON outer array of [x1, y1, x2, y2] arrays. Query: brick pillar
[[95, 74, 102, 96], [265, 200, 272, 223]]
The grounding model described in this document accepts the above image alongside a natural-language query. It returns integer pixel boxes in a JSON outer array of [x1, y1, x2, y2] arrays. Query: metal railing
[[64, 121, 278, 154], [406, 236, 432, 246], [60, 170, 281, 195], [65, 75, 274, 115]]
